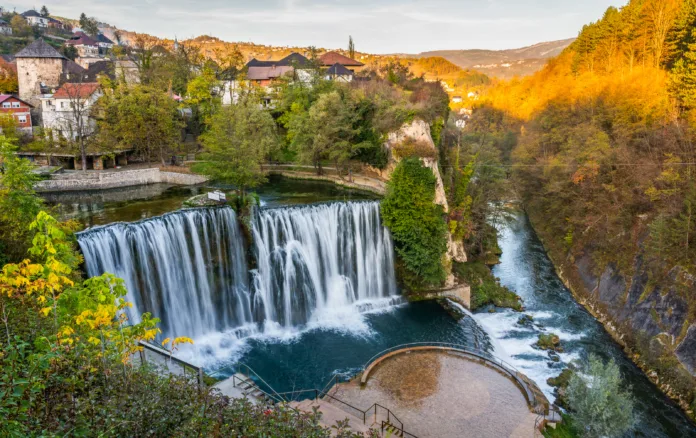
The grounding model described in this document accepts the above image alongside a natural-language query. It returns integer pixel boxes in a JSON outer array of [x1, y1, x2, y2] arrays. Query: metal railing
[[362, 342, 540, 411], [271, 374, 418, 437], [232, 363, 287, 404], [137, 340, 205, 388]]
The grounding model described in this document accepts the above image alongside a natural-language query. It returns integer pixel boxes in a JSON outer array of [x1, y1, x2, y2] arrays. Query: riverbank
[[35, 167, 209, 192], [523, 209, 696, 423]]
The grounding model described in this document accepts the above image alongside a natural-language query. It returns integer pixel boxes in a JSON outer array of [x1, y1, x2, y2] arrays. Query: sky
[[7, 0, 627, 54]]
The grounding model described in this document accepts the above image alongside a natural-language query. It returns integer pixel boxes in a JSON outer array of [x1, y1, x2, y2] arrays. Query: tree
[[381, 158, 448, 289], [53, 82, 100, 171], [0, 138, 43, 265], [196, 97, 279, 196], [96, 83, 183, 165], [40, 5, 49, 17], [287, 89, 365, 175], [348, 35, 355, 60], [79, 13, 99, 37], [10, 15, 31, 38], [566, 355, 635, 438]]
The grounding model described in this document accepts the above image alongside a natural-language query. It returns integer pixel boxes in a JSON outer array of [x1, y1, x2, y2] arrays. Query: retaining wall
[[35, 168, 209, 192]]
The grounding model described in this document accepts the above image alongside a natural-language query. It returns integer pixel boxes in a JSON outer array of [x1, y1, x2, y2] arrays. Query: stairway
[[289, 398, 372, 435], [213, 372, 278, 405]]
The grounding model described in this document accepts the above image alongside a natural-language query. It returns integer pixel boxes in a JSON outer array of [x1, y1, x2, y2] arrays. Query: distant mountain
[[408, 38, 576, 79]]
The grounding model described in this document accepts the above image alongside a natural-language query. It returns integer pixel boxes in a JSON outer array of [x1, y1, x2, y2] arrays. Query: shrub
[[391, 138, 438, 160], [381, 158, 448, 290]]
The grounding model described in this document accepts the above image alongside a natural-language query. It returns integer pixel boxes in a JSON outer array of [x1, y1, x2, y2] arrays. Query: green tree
[[10, 16, 31, 38], [566, 355, 635, 438], [0, 138, 43, 265], [288, 89, 364, 175], [79, 13, 99, 37], [381, 158, 448, 289], [348, 35, 355, 60], [96, 83, 184, 165], [196, 97, 279, 196], [40, 5, 49, 17], [185, 65, 220, 130]]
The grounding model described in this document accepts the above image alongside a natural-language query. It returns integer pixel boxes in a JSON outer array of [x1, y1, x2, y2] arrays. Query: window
[[2, 102, 10, 108], [11, 102, 19, 108], [18, 115, 26, 124]]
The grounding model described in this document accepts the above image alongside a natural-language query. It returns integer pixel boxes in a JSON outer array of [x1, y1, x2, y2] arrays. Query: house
[[46, 17, 70, 31], [15, 39, 69, 106], [325, 63, 353, 82], [247, 65, 294, 87], [0, 95, 33, 134], [319, 51, 364, 72], [40, 82, 101, 141], [96, 34, 115, 55], [21, 10, 48, 28], [61, 60, 114, 84], [65, 32, 100, 58], [452, 96, 463, 103], [0, 19, 12, 35], [245, 52, 313, 87]]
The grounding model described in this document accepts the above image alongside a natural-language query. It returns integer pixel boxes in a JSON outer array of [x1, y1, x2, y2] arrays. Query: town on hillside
[[0, 6, 479, 175]]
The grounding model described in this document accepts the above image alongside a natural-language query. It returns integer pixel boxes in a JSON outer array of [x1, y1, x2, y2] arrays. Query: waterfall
[[78, 207, 251, 339], [252, 202, 398, 329], [77, 202, 399, 345]]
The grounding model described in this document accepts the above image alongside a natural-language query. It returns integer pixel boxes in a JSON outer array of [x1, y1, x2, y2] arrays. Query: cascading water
[[77, 202, 400, 356], [252, 202, 399, 330], [78, 207, 251, 339]]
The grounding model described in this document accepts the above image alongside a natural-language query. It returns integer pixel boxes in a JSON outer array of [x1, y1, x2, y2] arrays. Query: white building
[[21, 10, 48, 28], [0, 19, 12, 35], [40, 82, 101, 140]]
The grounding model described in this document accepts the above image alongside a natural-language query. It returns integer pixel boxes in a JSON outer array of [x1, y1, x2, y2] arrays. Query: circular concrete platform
[[333, 350, 539, 438]]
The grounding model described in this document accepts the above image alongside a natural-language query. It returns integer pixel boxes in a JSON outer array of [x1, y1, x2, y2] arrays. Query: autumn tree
[[195, 97, 279, 196], [96, 83, 183, 165]]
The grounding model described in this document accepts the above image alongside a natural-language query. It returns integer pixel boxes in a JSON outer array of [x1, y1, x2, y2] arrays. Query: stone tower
[[15, 39, 67, 106]]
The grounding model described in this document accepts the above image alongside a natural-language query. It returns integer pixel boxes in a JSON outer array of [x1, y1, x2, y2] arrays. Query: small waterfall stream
[[77, 202, 399, 347]]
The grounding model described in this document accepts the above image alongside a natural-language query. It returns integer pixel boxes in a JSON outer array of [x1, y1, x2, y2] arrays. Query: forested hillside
[[472, 0, 696, 416]]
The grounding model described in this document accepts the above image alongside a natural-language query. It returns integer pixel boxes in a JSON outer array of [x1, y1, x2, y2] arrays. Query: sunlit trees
[[196, 96, 279, 196], [96, 83, 184, 165]]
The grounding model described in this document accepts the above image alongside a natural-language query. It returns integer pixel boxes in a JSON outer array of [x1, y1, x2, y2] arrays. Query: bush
[[381, 158, 448, 290], [452, 261, 522, 310], [391, 138, 438, 160], [566, 355, 635, 438]]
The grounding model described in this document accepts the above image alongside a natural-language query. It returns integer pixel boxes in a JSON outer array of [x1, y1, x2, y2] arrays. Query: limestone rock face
[[376, 119, 449, 212], [676, 325, 696, 375], [573, 253, 694, 376], [447, 233, 468, 263]]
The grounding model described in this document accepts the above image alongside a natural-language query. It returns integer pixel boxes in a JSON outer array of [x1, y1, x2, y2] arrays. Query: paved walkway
[[332, 351, 538, 438]]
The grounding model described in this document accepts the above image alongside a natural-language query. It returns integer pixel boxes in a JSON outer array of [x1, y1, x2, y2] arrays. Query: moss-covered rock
[[535, 333, 563, 352], [453, 261, 523, 311]]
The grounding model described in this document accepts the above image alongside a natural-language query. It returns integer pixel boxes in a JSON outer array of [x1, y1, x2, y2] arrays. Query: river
[[49, 180, 696, 437]]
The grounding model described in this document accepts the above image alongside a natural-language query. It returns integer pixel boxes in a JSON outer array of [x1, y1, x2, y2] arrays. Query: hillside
[[411, 38, 575, 79]]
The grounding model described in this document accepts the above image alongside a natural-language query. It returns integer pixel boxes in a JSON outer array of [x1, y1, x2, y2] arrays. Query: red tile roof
[[52, 83, 100, 99], [0, 94, 33, 107], [65, 32, 98, 47], [319, 51, 364, 67]]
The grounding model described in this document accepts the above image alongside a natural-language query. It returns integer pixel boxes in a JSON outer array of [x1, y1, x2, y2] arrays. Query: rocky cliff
[[528, 210, 696, 416], [377, 119, 466, 266]]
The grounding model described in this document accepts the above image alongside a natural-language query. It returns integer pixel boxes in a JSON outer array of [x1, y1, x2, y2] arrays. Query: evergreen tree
[[348, 35, 355, 60], [40, 5, 49, 17]]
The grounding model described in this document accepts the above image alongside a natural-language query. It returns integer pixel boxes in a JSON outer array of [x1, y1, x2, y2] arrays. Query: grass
[[543, 414, 579, 438]]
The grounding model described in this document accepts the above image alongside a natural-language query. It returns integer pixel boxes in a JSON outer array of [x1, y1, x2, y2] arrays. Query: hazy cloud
[[5, 0, 626, 53]]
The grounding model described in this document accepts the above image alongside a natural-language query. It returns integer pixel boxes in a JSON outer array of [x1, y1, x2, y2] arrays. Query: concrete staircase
[[289, 398, 372, 435], [213, 372, 277, 405]]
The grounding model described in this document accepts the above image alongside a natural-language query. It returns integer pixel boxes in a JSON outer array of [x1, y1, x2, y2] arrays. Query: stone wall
[[35, 168, 209, 192], [17, 58, 65, 106]]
